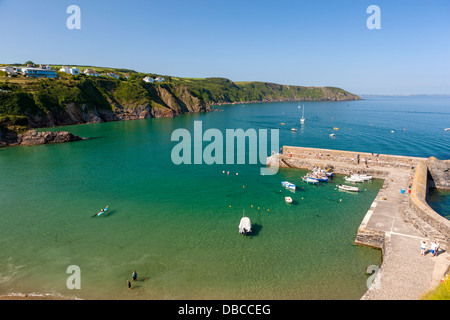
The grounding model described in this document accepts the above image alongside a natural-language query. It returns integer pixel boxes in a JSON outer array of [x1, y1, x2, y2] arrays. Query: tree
[[24, 61, 35, 66]]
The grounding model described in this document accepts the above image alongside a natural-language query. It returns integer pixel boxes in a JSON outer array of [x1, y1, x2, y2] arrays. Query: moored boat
[[239, 216, 252, 235], [285, 196, 293, 204], [337, 184, 359, 192], [351, 174, 372, 181], [281, 181, 296, 190], [344, 176, 364, 183], [302, 176, 319, 184]]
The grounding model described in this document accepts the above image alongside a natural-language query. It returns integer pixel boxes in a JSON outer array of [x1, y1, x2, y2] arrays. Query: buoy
[[227, 171, 229, 175], [251, 205, 253, 208], [243, 186, 245, 188], [223, 171, 225, 173], [268, 209, 270, 212], [229, 205, 231, 207], [236, 173, 238, 175], [258, 207, 260, 210]]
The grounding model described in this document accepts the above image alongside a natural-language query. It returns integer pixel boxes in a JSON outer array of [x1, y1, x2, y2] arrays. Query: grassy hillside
[[0, 64, 360, 131]]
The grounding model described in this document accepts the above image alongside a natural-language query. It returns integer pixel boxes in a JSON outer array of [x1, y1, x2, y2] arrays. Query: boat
[[302, 176, 318, 184], [291, 128, 297, 132], [330, 133, 335, 137], [285, 196, 293, 204], [351, 174, 372, 181], [281, 122, 285, 125], [314, 176, 329, 182], [300, 105, 305, 124], [445, 128, 450, 131], [281, 181, 296, 190], [344, 176, 364, 183], [96, 206, 109, 217], [337, 184, 359, 192], [239, 216, 252, 235]]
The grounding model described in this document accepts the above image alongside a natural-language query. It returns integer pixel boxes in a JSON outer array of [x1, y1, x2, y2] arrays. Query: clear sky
[[0, 0, 449, 95]]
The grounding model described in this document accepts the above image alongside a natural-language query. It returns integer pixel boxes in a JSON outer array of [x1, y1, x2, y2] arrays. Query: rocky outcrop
[[427, 157, 450, 190], [0, 129, 83, 147]]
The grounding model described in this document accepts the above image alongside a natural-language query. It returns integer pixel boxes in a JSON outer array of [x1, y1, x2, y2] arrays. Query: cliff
[[0, 67, 361, 147]]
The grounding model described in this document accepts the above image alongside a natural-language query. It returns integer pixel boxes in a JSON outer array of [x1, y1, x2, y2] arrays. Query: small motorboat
[[281, 181, 296, 190], [285, 196, 293, 204], [337, 184, 359, 192], [351, 174, 372, 181], [330, 133, 335, 137], [445, 128, 450, 131], [291, 128, 297, 132], [344, 176, 364, 183], [239, 216, 252, 235], [302, 176, 318, 184], [314, 176, 329, 182]]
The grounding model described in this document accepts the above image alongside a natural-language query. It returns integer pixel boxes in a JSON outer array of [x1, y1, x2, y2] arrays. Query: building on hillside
[[21, 67, 57, 78], [143, 76, 155, 83], [106, 72, 119, 79], [0, 66, 17, 75], [155, 76, 165, 82], [59, 66, 80, 76], [83, 69, 101, 77], [39, 65, 52, 70]]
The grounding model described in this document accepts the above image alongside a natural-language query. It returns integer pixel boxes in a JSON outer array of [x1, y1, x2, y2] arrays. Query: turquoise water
[[428, 189, 450, 220], [0, 97, 448, 299]]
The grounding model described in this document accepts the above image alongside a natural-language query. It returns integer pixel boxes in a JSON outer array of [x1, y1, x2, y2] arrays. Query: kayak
[[97, 206, 109, 216]]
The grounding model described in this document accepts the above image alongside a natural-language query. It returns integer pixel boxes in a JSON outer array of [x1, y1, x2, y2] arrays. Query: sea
[[0, 96, 448, 300]]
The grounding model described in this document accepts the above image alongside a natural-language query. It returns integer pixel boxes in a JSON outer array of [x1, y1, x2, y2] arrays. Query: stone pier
[[267, 146, 450, 300]]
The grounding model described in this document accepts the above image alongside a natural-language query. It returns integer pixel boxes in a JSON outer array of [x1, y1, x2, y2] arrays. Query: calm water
[[0, 96, 448, 299], [428, 189, 450, 220]]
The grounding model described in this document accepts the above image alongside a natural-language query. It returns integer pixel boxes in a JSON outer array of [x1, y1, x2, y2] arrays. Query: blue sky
[[0, 0, 449, 95]]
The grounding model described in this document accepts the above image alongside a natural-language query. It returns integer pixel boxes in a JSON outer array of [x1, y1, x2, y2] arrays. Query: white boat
[[300, 105, 305, 124], [337, 184, 359, 192], [445, 128, 450, 131], [351, 174, 372, 181], [285, 196, 293, 204], [239, 216, 252, 235], [344, 176, 364, 183], [291, 128, 297, 132], [330, 133, 335, 137], [281, 181, 296, 190], [302, 176, 318, 184]]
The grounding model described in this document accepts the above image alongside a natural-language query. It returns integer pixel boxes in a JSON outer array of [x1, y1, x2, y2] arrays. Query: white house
[[70, 67, 80, 75], [155, 76, 165, 82], [143, 76, 155, 83], [0, 66, 16, 75], [60, 66, 80, 76], [83, 69, 101, 77], [59, 66, 70, 73]]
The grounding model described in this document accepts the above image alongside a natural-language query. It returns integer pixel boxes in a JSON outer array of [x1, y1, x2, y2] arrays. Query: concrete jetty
[[267, 146, 450, 300]]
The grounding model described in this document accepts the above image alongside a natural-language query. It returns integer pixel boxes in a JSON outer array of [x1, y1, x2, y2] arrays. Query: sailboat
[[300, 105, 305, 124]]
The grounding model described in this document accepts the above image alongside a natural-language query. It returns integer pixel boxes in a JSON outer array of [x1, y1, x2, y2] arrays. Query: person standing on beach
[[357, 154, 360, 164], [127, 280, 131, 290], [435, 241, 440, 256], [132, 270, 138, 281], [430, 241, 436, 257], [420, 241, 427, 256]]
